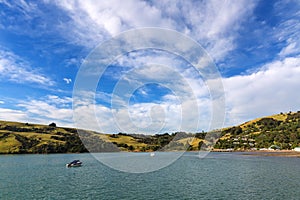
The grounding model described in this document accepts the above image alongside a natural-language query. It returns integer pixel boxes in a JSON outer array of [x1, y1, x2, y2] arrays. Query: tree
[[198, 141, 203, 150], [128, 145, 135, 151], [49, 122, 56, 127]]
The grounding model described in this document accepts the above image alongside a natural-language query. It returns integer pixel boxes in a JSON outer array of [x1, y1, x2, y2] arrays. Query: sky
[[0, 0, 300, 134]]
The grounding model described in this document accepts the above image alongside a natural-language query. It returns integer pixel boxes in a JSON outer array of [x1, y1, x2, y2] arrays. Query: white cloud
[[279, 39, 299, 58], [224, 55, 300, 126], [17, 99, 73, 123], [3, 53, 299, 134], [176, 0, 256, 61], [0, 49, 54, 86], [64, 57, 83, 67], [46, 95, 72, 106], [73, 103, 113, 133], [2, 0, 299, 134], [3, 56, 300, 134], [0, 108, 28, 122], [52, 0, 174, 35], [17, 100, 72, 121], [73, 96, 211, 134], [63, 78, 72, 84], [47, 0, 256, 62], [73, 64, 214, 134], [71, 49, 219, 134], [272, 1, 300, 58], [0, 95, 73, 127]]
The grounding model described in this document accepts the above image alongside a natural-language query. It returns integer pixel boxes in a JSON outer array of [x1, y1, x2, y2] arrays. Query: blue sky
[[0, 0, 300, 134]]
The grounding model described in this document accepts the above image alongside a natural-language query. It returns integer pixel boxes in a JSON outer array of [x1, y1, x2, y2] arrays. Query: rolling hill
[[0, 111, 300, 153]]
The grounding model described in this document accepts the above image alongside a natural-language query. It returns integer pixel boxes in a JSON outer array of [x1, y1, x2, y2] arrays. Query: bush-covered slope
[[1, 111, 300, 153], [215, 111, 300, 150]]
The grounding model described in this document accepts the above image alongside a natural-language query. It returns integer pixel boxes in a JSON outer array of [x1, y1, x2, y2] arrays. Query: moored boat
[[66, 160, 82, 167]]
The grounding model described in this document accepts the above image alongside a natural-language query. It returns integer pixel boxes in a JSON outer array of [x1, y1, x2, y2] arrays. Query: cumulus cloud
[[0, 108, 28, 122], [224, 55, 300, 126], [71, 46, 223, 134], [73, 96, 211, 134], [0, 95, 73, 127], [2, 55, 299, 133], [18, 100, 72, 121], [73, 64, 215, 134]]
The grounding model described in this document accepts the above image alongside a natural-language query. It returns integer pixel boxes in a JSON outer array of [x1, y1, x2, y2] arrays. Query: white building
[[294, 147, 300, 152]]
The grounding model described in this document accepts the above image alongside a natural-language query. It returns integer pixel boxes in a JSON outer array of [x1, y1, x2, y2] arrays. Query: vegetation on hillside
[[0, 111, 300, 154], [214, 111, 300, 150]]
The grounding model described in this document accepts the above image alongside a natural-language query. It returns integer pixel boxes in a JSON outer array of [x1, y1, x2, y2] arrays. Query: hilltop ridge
[[215, 111, 300, 150], [0, 111, 299, 154]]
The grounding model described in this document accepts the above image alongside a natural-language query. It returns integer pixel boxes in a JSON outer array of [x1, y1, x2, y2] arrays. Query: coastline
[[212, 149, 300, 157], [242, 150, 300, 157]]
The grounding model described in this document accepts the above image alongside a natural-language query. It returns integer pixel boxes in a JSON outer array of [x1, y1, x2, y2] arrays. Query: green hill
[[1, 111, 300, 153], [0, 121, 152, 153], [215, 111, 300, 150]]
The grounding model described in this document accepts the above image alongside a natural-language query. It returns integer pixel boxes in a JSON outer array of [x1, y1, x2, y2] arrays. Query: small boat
[[66, 160, 82, 167], [150, 152, 155, 157]]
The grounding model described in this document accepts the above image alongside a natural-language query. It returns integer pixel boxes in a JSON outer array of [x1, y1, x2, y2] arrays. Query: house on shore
[[294, 147, 300, 152]]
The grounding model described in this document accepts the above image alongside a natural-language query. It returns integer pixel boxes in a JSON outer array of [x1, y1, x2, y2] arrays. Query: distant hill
[[0, 111, 300, 153]]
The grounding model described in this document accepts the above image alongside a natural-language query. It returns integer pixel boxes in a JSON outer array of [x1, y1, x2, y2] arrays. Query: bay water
[[0, 152, 299, 199]]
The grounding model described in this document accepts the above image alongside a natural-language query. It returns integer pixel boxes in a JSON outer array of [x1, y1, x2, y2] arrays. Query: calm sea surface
[[0, 152, 299, 200]]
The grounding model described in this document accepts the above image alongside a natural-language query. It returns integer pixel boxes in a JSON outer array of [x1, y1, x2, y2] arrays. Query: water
[[0, 152, 299, 199]]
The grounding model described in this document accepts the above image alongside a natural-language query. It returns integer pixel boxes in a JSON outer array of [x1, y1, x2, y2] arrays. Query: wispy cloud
[[15, 95, 73, 125], [63, 78, 72, 84], [0, 49, 54, 86], [279, 40, 299, 57], [46, 0, 256, 62], [0, 95, 73, 126], [2, 55, 300, 134], [234, 0, 300, 66], [173, 0, 257, 61], [274, 1, 300, 56], [46, 95, 72, 106], [1, 0, 299, 135]]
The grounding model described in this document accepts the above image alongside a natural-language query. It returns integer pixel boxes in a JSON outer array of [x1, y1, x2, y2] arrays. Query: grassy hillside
[[1, 111, 300, 153], [0, 121, 200, 153], [215, 111, 300, 150], [0, 121, 150, 153], [0, 121, 87, 153]]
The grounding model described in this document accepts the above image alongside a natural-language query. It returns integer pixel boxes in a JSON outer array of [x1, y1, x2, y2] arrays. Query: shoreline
[[211, 149, 300, 157], [242, 150, 300, 157], [1, 149, 300, 157]]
